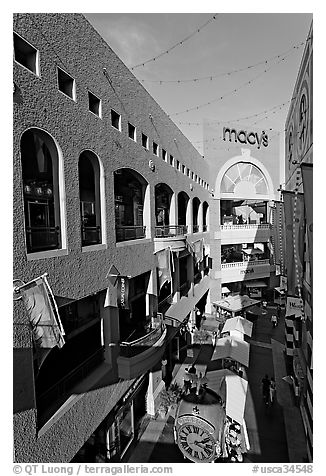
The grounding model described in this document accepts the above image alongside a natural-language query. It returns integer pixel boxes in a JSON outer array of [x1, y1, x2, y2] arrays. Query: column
[[146, 367, 165, 416]]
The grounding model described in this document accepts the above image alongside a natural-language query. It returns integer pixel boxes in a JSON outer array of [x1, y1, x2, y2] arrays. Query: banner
[[283, 191, 305, 296], [280, 275, 287, 291], [193, 239, 204, 264], [301, 163, 313, 279], [21, 275, 65, 367], [156, 248, 171, 290], [286, 296, 304, 319], [117, 276, 130, 310], [273, 201, 286, 273]]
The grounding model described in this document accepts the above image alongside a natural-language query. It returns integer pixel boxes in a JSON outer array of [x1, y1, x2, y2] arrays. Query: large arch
[[20, 127, 67, 253], [114, 168, 149, 242]]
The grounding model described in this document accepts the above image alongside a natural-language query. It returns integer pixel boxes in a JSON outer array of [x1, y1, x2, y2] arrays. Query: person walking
[[271, 314, 278, 328], [270, 377, 276, 404], [183, 368, 192, 394]]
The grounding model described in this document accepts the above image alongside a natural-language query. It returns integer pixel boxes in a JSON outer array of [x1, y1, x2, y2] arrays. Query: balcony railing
[[81, 225, 101, 246], [221, 259, 270, 269], [180, 280, 190, 297], [193, 225, 199, 233], [37, 346, 105, 418], [155, 225, 187, 237], [116, 225, 146, 242], [203, 224, 208, 232], [119, 322, 166, 358], [220, 223, 270, 230], [26, 226, 60, 253]]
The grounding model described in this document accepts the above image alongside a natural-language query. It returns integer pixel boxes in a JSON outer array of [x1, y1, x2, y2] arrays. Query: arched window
[[202, 201, 209, 232], [192, 197, 200, 233], [21, 128, 62, 253], [114, 168, 147, 242], [177, 191, 189, 233], [78, 151, 102, 246], [155, 183, 173, 227], [220, 162, 268, 195]]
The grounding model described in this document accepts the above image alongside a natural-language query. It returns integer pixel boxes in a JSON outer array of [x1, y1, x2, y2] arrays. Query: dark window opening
[[153, 142, 158, 156], [162, 149, 167, 161], [111, 110, 121, 130], [88, 91, 101, 117], [14, 32, 38, 74], [142, 134, 148, 149], [169, 155, 174, 166], [128, 123, 136, 141], [57, 67, 75, 99]]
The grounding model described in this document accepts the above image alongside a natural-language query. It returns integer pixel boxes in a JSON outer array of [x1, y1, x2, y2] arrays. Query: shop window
[[128, 122, 136, 141], [88, 91, 101, 117], [142, 133, 148, 149], [111, 109, 121, 130], [57, 67, 75, 100], [13, 32, 39, 75], [155, 183, 173, 228], [203, 201, 209, 231], [21, 128, 63, 254], [162, 149, 167, 162], [153, 142, 159, 156]]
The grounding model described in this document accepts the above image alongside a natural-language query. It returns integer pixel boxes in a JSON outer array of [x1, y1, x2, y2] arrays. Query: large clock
[[177, 423, 215, 463]]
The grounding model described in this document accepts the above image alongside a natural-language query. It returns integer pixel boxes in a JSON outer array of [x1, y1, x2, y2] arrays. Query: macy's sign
[[223, 127, 269, 149]]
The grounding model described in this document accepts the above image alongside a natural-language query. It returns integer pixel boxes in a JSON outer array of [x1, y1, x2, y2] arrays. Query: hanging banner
[[155, 248, 171, 290], [21, 275, 65, 367], [286, 296, 304, 319], [280, 275, 287, 291], [273, 201, 285, 273], [117, 276, 130, 310], [301, 163, 313, 279], [283, 191, 305, 296], [193, 239, 204, 264]]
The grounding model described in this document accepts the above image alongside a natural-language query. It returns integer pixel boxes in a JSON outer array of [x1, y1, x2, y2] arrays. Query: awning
[[242, 248, 264, 255], [213, 294, 260, 313], [222, 286, 231, 294], [54, 295, 76, 307], [221, 316, 253, 337], [206, 369, 248, 424], [213, 336, 250, 367], [245, 281, 267, 288]]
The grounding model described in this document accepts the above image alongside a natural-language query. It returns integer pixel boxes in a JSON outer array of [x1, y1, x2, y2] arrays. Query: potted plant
[[157, 383, 182, 418]]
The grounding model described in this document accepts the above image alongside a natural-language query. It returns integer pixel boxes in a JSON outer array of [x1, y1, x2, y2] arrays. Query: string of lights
[[130, 14, 218, 70], [137, 39, 307, 84], [169, 49, 301, 117], [176, 100, 292, 127]]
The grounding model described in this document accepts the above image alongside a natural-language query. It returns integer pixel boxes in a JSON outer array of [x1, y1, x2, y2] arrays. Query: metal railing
[[192, 225, 199, 233], [116, 225, 146, 242], [179, 280, 190, 297], [158, 294, 173, 314], [81, 225, 101, 246], [25, 226, 60, 253], [155, 225, 187, 237], [119, 322, 166, 358], [221, 259, 270, 268], [203, 225, 208, 232], [220, 223, 270, 230], [37, 346, 105, 411]]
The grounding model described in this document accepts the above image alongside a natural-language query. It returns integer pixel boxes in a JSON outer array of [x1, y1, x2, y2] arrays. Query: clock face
[[177, 423, 215, 462]]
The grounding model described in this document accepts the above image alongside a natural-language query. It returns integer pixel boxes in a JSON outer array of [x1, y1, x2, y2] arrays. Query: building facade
[[13, 13, 213, 462], [283, 23, 313, 462]]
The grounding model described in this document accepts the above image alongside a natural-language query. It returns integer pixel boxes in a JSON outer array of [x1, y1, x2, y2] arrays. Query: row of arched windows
[[20, 128, 209, 254]]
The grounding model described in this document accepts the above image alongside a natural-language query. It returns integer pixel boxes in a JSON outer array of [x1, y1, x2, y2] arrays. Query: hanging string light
[[130, 14, 218, 70], [137, 39, 307, 84]]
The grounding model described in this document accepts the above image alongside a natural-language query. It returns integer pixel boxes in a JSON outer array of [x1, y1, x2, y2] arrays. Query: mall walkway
[[126, 305, 307, 463]]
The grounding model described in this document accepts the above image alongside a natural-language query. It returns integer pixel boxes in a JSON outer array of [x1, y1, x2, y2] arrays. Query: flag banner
[[116, 276, 130, 310], [156, 248, 171, 290], [283, 191, 305, 296], [193, 239, 204, 264], [21, 275, 65, 351], [286, 296, 304, 319], [280, 275, 287, 291], [273, 201, 285, 272], [301, 163, 313, 279]]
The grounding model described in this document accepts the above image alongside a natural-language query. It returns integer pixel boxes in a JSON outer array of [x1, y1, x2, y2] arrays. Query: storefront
[[244, 280, 268, 299]]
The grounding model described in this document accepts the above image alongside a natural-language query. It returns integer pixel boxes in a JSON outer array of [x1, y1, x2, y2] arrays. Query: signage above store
[[223, 127, 269, 149]]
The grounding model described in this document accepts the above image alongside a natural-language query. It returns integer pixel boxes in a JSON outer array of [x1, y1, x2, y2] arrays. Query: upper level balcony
[[217, 223, 271, 245], [221, 259, 271, 283], [117, 318, 167, 379], [154, 224, 187, 252], [116, 225, 146, 242]]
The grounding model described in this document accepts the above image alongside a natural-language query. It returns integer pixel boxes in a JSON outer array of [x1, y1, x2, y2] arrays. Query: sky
[[84, 12, 312, 157]]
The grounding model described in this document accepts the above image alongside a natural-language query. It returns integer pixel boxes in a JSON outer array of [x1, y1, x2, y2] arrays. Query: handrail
[[25, 226, 60, 252], [220, 223, 270, 230], [116, 225, 146, 242], [120, 322, 165, 347], [155, 225, 187, 237]]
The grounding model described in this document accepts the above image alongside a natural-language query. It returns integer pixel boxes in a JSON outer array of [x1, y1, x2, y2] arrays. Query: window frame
[[57, 66, 76, 101], [13, 32, 40, 76]]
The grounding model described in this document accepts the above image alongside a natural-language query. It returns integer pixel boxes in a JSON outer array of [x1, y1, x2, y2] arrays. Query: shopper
[[183, 368, 192, 394], [271, 314, 278, 328]]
